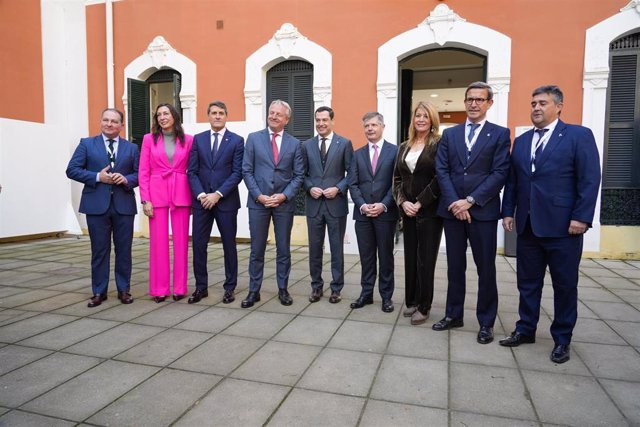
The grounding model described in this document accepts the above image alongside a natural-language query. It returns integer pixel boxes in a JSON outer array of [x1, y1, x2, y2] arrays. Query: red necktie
[[271, 133, 279, 164]]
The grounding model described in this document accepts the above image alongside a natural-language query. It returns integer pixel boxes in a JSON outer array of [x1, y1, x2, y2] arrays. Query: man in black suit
[[66, 108, 139, 307], [188, 101, 244, 304], [303, 106, 353, 304], [432, 82, 511, 344], [349, 112, 399, 313]]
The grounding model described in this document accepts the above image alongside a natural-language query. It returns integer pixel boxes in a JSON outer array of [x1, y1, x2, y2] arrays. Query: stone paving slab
[[86, 368, 221, 426], [0, 237, 639, 426], [175, 378, 289, 427], [21, 360, 160, 421]]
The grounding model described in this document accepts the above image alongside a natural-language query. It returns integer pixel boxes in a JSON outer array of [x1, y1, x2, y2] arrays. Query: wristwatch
[[466, 196, 475, 205], [141, 201, 148, 205]]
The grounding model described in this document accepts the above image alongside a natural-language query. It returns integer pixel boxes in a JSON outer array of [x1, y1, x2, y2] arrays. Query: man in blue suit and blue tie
[[188, 101, 244, 304], [349, 112, 399, 313], [303, 106, 353, 304], [500, 85, 601, 363], [432, 82, 511, 344], [66, 108, 139, 307], [241, 100, 305, 307]]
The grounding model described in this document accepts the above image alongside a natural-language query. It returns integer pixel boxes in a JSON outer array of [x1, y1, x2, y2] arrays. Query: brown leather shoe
[[87, 293, 107, 308], [117, 291, 133, 304], [329, 291, 341, 304], [403, 306, 417, 317], [410, 309, 429, 325], [309, 288, 322, 303]]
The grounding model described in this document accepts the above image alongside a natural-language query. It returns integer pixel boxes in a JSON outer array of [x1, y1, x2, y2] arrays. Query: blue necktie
[[211, 132, 219, 160], [467, 123, 480, 159], [531, 128, 549, 172]]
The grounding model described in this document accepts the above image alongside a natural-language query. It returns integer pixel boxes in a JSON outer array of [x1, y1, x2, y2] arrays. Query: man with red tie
[[241, 100, 305, 308]]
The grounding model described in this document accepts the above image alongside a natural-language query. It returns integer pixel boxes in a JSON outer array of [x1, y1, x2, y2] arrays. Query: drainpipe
[[106, 0, 114, 107]]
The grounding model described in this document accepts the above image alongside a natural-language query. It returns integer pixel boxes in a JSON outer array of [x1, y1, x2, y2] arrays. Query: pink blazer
[[139, 133, 194, 208]]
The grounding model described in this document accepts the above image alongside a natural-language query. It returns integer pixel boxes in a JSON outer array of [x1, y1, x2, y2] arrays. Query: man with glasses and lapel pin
[[431, 82, 511, 345]]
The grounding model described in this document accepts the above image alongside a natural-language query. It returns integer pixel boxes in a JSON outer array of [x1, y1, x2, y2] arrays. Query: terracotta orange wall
[[86, 5, 108, 136], [0, 0, 44, 123], [85, 0, 627, 145]]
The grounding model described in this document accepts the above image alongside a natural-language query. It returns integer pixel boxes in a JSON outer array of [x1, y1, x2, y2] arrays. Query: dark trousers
[[248, 208, 294, 292], [86, 204, 134, 295], [355, 218, 397, 301], [403, 215, 443, 313], [192, 206, 238, 292], [307, 203, 347, 293], [516, 218, 583, 345], [443, 218, 498, 327]]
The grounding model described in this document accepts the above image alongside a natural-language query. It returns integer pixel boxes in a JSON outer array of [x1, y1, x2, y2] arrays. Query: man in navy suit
[[66, 108, 139, 307], [188, 101, 244, 304], [349, 112, 399, 313], [241, 100, 305, 307], [432, 81, 511, 344], [500, 85, 601, 363], [303, 106, 353, 304]]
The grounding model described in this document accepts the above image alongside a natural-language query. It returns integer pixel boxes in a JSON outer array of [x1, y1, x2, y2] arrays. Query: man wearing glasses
[[431, 81, 511, 345]]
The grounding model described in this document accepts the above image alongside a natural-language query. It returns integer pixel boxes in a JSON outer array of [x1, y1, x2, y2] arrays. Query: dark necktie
[[107, 139, 115, 167], [467, 123, 480, 159], [531, 128, 549, 172], [271, 133, 279, 164], [320, 137, 327, 166], [211, 132, 219, 160]]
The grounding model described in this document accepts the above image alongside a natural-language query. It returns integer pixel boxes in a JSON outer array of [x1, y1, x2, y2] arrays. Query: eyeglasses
[[464, 98, 488, 105]]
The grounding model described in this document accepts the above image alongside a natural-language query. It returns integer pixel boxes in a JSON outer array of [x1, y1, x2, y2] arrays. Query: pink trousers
[[148, 206, 190, 297]]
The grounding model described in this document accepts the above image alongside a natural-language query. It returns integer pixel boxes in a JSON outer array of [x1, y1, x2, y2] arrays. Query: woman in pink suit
[[139, 104, 194, 303]]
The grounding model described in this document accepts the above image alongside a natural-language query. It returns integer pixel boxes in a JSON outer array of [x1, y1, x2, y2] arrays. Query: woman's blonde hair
[[407, 101, 440, 147]]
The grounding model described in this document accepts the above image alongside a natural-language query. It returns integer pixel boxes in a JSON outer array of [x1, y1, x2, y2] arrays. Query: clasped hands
[[401, 201, 422, 217], [448, 199, 473, 223], [361, 203, 385, 217], [309, 187, 339, 200], [98, 165, 128, 186], [200, 192, 221, 210], [258, 193, 287, 208]]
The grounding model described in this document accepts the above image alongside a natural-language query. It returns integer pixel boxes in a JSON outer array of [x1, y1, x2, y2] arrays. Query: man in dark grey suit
[[303, 106, 353, 304], [349, 112, 399, 313], [241, 100, 305, 307]]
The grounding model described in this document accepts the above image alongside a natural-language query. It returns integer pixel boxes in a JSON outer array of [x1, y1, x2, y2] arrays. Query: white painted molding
[[122, 36, 197, 125], [244, 23, 332, 129], [582, 2, 640, 252], [377, 4, 511, 144]]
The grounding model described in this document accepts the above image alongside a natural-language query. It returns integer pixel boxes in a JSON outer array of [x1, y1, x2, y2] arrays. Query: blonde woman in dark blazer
[[393, 102, 443, 325]]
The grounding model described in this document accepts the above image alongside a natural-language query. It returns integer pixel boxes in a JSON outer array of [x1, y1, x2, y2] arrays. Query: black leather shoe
[[153, 296, 167, 303], [550, 344, 570, 364], [278, 289, 293, 306], [477, 326, 494, 344], [432, 317, 464, 331], [87, 293, 107, 308], [309, 288, 322, 303], [118, 291, 133, 304], [498, 331, 535, 347], [350, 296, 373, 309], [329, 291, 341, 304], [188, 289, 208, 304], [381, 299, 394, 313], [222, 290, 235, 304], [241, 291, 261, 308]]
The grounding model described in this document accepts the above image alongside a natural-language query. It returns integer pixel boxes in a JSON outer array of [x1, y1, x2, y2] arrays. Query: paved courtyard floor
[[0, 236, 639, 426]]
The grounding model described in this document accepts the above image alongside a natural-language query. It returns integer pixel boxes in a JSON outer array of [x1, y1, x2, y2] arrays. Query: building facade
[[1, 0, 639, 258]]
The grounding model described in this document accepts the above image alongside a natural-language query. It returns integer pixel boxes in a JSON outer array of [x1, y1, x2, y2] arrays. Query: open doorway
[[398, 49, 486, 143]]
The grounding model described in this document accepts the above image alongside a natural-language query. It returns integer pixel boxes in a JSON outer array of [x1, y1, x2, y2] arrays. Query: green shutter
[[127, 78, 149, 147]]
